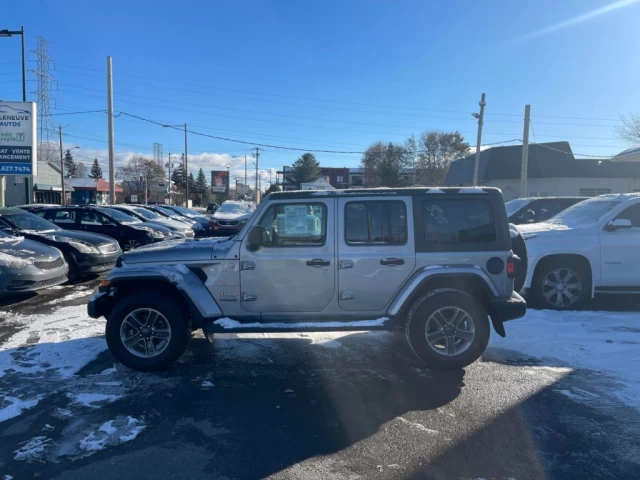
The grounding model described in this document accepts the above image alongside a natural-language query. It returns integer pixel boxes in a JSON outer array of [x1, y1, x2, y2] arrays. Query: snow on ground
[[47, 287, 92, 305], [490, 308, 640, 409], [78, 416, 145, 453], [0, 396, 42, 423]]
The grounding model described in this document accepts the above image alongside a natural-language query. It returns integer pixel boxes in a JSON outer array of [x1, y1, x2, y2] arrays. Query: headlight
[[133, 226, 164, 239], [68, 241, 100, 254], [209, 219, 218, 225], [240, 219, 248, 225]]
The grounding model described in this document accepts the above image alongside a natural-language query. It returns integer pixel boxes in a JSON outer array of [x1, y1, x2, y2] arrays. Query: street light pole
[[162, 123, 189, 207], [472, 93, 486, 187]]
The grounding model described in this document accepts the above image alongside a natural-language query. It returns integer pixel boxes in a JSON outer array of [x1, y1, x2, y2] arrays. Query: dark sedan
[[505, 197, 586, 225], [34, 206, 166, 252], [0, 208, 121, 281]]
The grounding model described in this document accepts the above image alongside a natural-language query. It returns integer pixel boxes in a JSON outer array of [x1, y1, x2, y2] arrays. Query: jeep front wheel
[[405, 290, 490, 369], [105, 293, 190, 371]]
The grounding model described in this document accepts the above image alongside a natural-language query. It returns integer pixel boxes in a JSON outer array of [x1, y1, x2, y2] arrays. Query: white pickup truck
[[519, 193, 640, 309]]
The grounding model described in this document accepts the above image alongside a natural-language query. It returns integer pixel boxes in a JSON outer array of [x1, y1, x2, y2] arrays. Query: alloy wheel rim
[[424, 306, 475, 356], [124, 240, 140, 251], [542, 268, 582, 307], [120, 308, 172, 358]]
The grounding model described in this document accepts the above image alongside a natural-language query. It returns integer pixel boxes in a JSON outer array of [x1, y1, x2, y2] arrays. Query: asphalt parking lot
[[1, 281, 640, 480]]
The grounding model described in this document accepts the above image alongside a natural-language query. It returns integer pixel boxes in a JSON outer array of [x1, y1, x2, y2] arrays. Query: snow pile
[[14, 436, 53, 462], [0, 396, 41, 423], [79, 416, 145, 453], [67, 393, 123, 408], [491, 308, 640, 409], [213, 317, 389, 329], [0, 304, 106, 379]]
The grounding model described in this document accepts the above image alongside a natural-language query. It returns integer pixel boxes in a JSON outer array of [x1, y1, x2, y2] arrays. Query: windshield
[[98, 208, 141, 224], [133, 207, 160, 220], [218, 203, 250, 214], [549, 198, 622, 225], [4, 211, 61, 232], [0, 228, 19, 240], [154, 206, 182, 218], [505, 199, 531, 217], [171, 206, 202, 217]]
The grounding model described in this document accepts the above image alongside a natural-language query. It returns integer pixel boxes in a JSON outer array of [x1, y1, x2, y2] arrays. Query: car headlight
[[240, 219, 248, 225], [133, 226, 164, 239], [209, 219, 218, 225], [68, 241, 100, 254]]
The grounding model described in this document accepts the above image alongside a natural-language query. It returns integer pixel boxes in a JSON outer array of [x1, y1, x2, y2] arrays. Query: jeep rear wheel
[[105, 293, 190, 371], [405, 290, 490, 369]]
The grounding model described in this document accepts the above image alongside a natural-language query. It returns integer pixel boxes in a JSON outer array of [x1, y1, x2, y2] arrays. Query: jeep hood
[[121, 237, 236, 263]]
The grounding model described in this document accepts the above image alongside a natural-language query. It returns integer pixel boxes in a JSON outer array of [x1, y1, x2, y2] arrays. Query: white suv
[[519, 193, 640, 309]]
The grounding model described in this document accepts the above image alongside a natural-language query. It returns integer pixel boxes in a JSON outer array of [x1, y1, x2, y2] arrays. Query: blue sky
[[2, 0, 639, 187]]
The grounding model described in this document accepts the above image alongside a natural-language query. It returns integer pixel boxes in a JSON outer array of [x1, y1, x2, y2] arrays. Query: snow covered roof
[[613, 146, 640, 162]]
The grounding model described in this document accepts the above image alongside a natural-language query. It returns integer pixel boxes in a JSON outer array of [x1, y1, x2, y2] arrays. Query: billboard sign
[[0, 102, 37, 175], [211, 170, 229, 194], [236, 183, 250, 196]]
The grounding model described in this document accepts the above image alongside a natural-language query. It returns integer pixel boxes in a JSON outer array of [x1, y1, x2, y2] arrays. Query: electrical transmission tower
[[30, 37, 57, 162]]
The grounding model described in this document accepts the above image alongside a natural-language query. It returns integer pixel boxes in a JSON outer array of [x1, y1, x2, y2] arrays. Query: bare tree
[[618, 111, 640, 145], [117, 155, 165, 203], [415, 131, 470, 185]]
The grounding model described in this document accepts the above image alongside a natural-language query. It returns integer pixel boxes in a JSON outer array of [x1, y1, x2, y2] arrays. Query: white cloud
[[515, 0, 640, 42]]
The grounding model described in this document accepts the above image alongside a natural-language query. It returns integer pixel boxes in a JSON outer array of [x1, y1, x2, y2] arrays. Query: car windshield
[[505, 199, 531, 217], [98, 208, 141, 224], [171, 206, 203, 217], [154, 206, 182, 218], [132, 207, 160, 220], [549, 198, 623, 225], [5, 211, 61, 232], [217, 203, 250, 214], [0, 228, 19, 240]]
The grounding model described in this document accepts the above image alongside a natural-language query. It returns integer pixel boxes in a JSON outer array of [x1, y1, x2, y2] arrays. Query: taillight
[[507, 258, 516, 277]]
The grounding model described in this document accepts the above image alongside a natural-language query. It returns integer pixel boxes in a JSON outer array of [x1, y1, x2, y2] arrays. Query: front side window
[[49, 210, 76, 224], [424, 199, 496, 246], [345, 201, 407, 245], [615, 203, 640, 227], [257, 202, 326, 247]]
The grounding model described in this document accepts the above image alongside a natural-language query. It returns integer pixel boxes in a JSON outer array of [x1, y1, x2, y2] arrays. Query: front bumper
[[490, 291, 527, 323], [75, 251, 121, 275], [88, 290, 112, 318], [0, 263, 69, 296], [209, 223, 244, 236]]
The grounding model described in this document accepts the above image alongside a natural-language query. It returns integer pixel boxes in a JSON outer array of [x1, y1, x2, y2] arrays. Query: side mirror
[[606, 218, 632, 231], [247, 226, 265, 252]]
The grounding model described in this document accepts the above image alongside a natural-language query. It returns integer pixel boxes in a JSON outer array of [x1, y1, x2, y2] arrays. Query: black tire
[[510, 228, 528, 293], [405, 290, 490, 370], [105, 292, 190, 371], [531, 258, 590, 310], [63, 252, 79, 283]]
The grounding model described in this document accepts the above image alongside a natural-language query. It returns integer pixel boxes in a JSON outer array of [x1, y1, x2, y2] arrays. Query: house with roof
[[64, 177, 123, 205], [2, 162, 75, 206], [445, 142, 640, 201]]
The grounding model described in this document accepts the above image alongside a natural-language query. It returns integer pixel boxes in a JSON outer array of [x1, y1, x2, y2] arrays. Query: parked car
[[143, 205, 194, 225], [208, 201, 256, 236], [206, 203, 218, 214], [0, 208, 121, 281], [106, 205, 195, 239], [160, 205, 213, 237], [506, 197, 586, 225], [519, 193, 640, 309], [0, 227, 68, 296], [88, 187, 525, 371], [15, 203, 60, 212], [35, 206, 166, 251]]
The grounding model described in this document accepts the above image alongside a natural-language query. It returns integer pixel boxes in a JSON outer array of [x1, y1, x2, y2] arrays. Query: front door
[[337, 197, 415, 311], [600, 203, 640, 287], [240, 199, 335, 314], [77, 210, 124, 244]]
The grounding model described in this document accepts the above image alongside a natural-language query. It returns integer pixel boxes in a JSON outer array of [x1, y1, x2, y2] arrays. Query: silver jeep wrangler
[[88, 187, 526, 371]]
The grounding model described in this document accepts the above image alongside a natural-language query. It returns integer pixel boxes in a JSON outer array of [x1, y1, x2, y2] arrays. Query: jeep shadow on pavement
[[88, 187, 526, 371]]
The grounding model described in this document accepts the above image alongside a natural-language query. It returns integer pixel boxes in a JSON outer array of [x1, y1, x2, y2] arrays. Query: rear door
[[239, 198, 335, 313], [43, 208, 81, 231], [337, 197, 415, 311]]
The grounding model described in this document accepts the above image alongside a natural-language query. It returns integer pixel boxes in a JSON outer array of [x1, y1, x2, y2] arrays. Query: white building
[[445, 142, 640, 201]]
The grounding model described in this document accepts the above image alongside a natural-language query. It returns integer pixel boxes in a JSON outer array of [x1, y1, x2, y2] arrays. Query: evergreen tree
[[88, 158, 103, 179], [63, 149, 77, 177], [187, 171, 196, 202], [195, 168, 209, 204], [265, 183, 281, 195], [291, 152, 321, 188], [170, 154, 187, 190]]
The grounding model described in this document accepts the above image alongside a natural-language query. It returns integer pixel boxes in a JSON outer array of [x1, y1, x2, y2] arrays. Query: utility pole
[[184, 123, 188, 207], [472, 93, 486, 186], [107, 56, 115, 204], [166, 152, 172, 204], [253, 147, 261, 202], [520, 104, 531, 198], [58, 125, 65, 206], [244, 155, 247, 186]]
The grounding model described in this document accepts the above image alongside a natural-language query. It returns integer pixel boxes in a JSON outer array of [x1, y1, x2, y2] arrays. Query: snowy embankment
[[490, 308, 640, 408]]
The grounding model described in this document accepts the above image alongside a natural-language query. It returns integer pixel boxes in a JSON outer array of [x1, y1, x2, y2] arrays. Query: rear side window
[[49, 210, 76, 223], [345, 200, 407, 245], [423, 199, 495, 246]]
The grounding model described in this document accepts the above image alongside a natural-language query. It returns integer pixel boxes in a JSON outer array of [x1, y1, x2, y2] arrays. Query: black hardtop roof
[[268, 186, 502, 200]]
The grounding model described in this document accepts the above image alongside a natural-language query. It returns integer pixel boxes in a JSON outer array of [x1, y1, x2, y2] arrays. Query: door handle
[[306, 259, 330, 267], [380, 257, 405, 266]]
